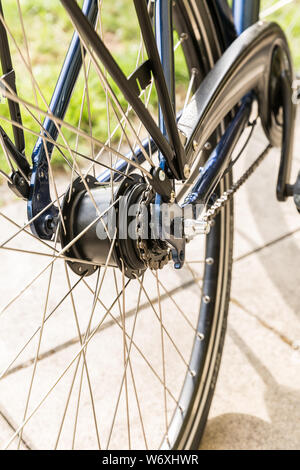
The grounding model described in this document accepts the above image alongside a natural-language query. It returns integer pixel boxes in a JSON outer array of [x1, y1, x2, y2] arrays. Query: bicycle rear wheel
[[0, 0, 232, 449]]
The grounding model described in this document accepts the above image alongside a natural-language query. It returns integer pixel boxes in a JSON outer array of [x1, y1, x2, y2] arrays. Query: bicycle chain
[[201, 144, 272, 227]]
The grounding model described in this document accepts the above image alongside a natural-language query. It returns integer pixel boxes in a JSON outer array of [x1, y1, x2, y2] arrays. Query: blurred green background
[[261, 0, 300, 69], [0, 0, 299, 179]]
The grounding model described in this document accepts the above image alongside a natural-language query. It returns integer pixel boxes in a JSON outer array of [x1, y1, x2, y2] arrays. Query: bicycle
[[0, 0, 298, 450]]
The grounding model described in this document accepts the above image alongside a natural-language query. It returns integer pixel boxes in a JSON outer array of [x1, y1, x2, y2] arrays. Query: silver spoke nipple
[[183, 164, 190, 179], [159, 170, 166, 181]]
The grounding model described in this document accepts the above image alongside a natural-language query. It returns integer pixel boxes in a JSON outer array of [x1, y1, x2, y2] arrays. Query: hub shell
[[60, 174, 148, 278]]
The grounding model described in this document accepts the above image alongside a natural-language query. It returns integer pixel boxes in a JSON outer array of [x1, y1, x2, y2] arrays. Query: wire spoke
[[260, 0, 295, 18], [0, 0, 210, 450], [82, 279, 179, 406], [0, 198, 119, 317], [3, 272, 201, 383], [105, 273, 146, 449], [64, 263, 101, 450], [3, 274, 132, 449], [0, 1, 154, 181], [0, 273, 86, 382], [17, 232, 58, 448], [135, 276, 191, 371], [150, 270, 198, 333], [0, 85, 152, 179]]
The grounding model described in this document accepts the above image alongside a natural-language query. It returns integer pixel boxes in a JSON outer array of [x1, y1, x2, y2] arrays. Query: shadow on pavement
[[200, 326, 300, 449], [242, 118, 300, 319]]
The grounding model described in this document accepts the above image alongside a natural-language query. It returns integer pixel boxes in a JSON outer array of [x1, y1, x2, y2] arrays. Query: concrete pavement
[[0, 113, 299, 450], [200, 113, 300, 450]]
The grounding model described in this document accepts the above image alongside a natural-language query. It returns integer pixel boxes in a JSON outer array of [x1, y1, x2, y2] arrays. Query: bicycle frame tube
[[28, 0, 189, 239], [99, 0, 177, 186], [183, 95, 252, 206], [154, 0, 174, 211], [28, 0, 98, 239], [25, 0, 292, 243], [232, 0, 260, 34], [155, 0, 175, 171]]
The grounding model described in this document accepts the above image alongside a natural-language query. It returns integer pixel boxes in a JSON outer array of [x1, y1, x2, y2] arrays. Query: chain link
[[135, 144, 272, 258], [201, 144, 272, 226]]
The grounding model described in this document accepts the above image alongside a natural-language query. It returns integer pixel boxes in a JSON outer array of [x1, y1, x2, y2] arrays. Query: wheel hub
[[60, 175, 169, 278]]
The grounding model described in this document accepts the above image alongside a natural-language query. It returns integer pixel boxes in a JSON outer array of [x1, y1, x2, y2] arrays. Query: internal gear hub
[[60, 174, 169, 278]]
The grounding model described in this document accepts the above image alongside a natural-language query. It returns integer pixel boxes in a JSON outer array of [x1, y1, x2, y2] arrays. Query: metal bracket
[[8, 170, 30, 200], [151, 199, 186, 269], [285, 170, 300, 212], [149, 167, 173, 201], [0, 125, 30, 177], [0, 125, 31, 199]]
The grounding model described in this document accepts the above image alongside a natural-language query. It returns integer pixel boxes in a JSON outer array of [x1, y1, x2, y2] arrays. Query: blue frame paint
[[154, 0, 174, 222], [155, 0, 174, 169], [183, 95, 252, 206], [28, 0, 98, 239], [232, 0, 260, 35]]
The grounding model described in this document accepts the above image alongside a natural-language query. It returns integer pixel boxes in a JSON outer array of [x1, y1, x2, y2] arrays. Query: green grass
[[0, 0, 148, 174], [0, 0, 190, 177], [0, 0, 299, 179], [261, 0, 300, 70]]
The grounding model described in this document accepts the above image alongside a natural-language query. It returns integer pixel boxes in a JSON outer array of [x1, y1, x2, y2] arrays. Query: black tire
[[163, 1, 234, 449]]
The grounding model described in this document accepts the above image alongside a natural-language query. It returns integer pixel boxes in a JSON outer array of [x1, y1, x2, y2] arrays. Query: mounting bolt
[[170, 191, 176, 203], [204, 141, 212, 150], [183, 164, 190, 179], [44, 215, 55, 234], [192, 140, 199, 151], [159, 170, 166, 181]]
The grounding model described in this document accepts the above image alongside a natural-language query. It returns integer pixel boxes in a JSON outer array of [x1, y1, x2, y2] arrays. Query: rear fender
[[178, 21, 295, 200]]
